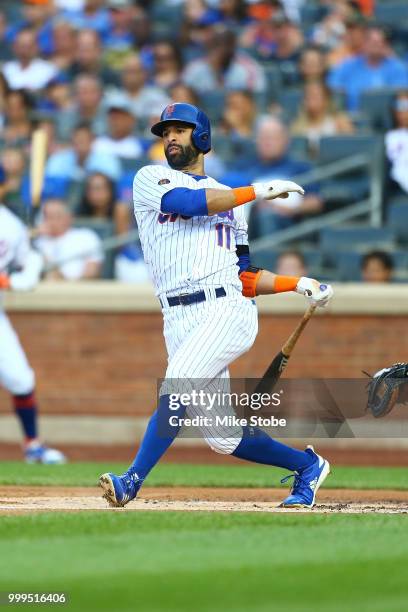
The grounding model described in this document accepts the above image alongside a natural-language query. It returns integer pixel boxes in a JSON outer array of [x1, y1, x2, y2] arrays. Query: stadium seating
[[320, 226, 396, 252], [336, 249, 408, 282], [212, 133, 257, 167], [320, 226, 396, 267], [300, 2, 326, 29], [251, 249, 278, 271], [150, 2, 182, 36], [360, 89, 395, 132], [335, 251, 363, 281], [1, 3, 21, 20], [118, 157, 149, 175], [211, 133, 234, 162], [289, 136, 309, 161], [278, 89, 303, 122], [375, 2, 408, 26], [387, 198, 408, 244], [200, 91, 226, 124], [318, 135, 381, 164], [263, 64, 283, 102], [318, 135, 382, 206], [251, 247, 323, 277]]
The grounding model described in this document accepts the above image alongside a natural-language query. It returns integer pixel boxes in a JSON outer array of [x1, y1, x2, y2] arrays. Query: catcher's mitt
[[365, 363, 408, 418]]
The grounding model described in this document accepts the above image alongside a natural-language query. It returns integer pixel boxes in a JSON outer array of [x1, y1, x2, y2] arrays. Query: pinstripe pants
[[161, 286, 258, 454], [0, 312, 35, 395]]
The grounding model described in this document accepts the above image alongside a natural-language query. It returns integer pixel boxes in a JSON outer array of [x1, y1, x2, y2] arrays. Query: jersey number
[[215, 223, 231, 250]]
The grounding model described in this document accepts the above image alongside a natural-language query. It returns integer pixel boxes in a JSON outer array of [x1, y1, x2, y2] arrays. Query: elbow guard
[[239, 265, 263, 298]]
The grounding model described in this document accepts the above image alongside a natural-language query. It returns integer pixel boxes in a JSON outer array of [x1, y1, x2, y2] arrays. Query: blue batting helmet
[[151, 103, 211, 154]]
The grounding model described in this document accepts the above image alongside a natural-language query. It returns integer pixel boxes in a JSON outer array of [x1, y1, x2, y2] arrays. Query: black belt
[[162, 287, 226, 307]]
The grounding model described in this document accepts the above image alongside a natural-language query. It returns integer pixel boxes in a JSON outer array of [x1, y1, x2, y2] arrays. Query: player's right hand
[[252, 180, 305, 200], [295, 277, 333, 307], [0, 273, 11, 290]]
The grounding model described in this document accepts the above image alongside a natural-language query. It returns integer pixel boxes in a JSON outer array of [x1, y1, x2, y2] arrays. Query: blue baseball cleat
[[280, 445, 330, 509], [99, 471, 142, 508]]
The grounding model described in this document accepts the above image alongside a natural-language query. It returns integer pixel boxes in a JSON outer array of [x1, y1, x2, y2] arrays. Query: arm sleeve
[[133, 165, 178, 212], [236, 244, 251, 274], [161, 187, 208, 216]]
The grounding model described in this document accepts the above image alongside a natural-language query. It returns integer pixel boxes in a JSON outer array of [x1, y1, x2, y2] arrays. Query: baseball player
[[100, 103, 333, 508], [0, 167, 66, 464]]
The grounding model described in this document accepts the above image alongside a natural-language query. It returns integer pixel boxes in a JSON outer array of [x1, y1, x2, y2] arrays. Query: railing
[[250, 148, 384, 255], [43, 147, 384, 272]]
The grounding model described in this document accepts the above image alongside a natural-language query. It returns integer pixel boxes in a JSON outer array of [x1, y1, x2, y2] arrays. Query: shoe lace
[[121, 471, 141, 495], [280, 472, 311, 497]]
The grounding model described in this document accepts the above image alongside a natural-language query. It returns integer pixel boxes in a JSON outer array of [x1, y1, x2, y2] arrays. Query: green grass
[[1, 461, 408, 490], [2, 463, 408, 611], [0, 512, 407, 612]]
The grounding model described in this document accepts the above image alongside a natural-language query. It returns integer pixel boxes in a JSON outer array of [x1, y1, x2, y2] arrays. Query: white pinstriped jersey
[[133, 165, 248, 296], [0, 205, 30, 275], [0, 206, 36, 395], [0, 205, 30, 309]]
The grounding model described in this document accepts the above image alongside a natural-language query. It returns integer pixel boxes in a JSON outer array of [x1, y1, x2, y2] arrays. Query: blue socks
[[232, 426, 315, 472], [127, 398, 314, 484], [13, 392, 38, 441], [128, 394, 185, 481]]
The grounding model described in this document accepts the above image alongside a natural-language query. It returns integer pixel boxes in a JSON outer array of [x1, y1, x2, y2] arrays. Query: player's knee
[[165, 362, 189, 381], [205, 435, 242, 455], [6, 367, 35, 395]]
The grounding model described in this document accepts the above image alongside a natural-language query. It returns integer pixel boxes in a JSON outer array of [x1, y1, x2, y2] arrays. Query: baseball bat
[[30, 127, 48, 209], [252, 302, 317, 395]]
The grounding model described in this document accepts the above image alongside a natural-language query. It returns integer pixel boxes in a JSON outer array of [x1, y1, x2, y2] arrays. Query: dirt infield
[[1, 486, 407, 515]]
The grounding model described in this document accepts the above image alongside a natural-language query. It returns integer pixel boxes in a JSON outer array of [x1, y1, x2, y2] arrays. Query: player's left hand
[[0, 273, 10, 290], [253, 180, 305, 200], [295, 277, 333, 307]]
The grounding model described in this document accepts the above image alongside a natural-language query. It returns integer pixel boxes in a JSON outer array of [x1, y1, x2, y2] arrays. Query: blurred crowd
[[0, 0, 408, 282]]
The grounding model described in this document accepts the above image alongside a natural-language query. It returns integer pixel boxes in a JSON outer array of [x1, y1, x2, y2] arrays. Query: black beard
[[165, 143, 199, 170]]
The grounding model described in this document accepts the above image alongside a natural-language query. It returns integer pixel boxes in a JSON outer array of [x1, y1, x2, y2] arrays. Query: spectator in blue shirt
[[60, 0, 110, 38], [57, 74, 108, 140], [328, 26, 408, 111], [5, 0, 55, 58], [102, 0, 135, 70], [46, 122, 121, 183], [66, 29, 120, 87]]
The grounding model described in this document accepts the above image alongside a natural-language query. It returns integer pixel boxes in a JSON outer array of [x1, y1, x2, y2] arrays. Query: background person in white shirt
[[0, 166, 66, 464], [110, 53, 171, 122], [2, 28, 57, 91], [385, 91, 408, 195], [93, 93, 144, 159], [35, 199, 104, 280]]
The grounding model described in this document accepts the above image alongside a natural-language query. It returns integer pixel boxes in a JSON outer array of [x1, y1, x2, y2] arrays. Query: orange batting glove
[[0, 273, 11, 290]]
